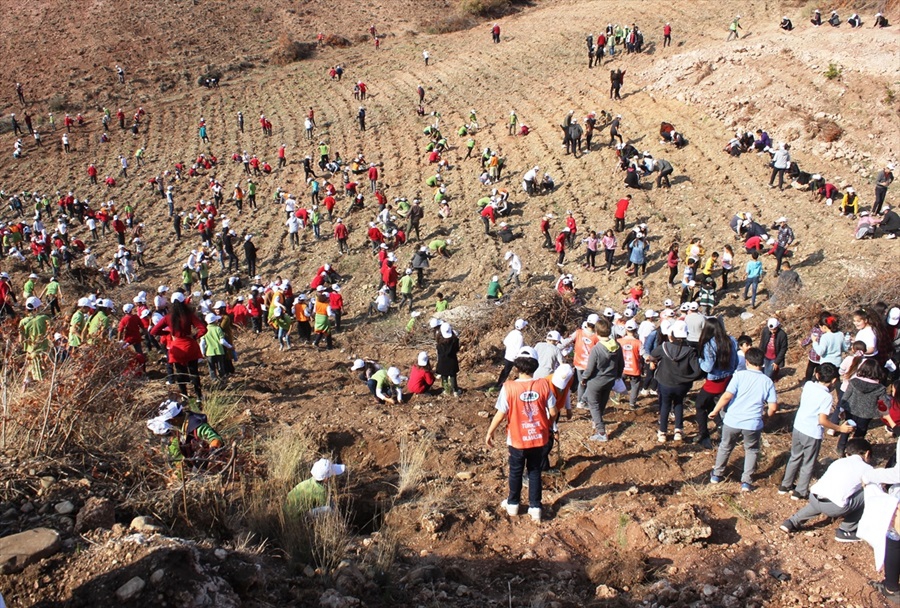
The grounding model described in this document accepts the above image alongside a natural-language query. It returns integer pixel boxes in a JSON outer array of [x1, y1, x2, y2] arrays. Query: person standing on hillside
[[485, 346, 557, 522], [663, 22, 672, 47], [491, 23, 501, 43], [772, 216, 794, 276], [508, 110, 518, 136], [610, 69, 625, 100], [358, 106, 366, 131], [709, 347, 778, 492], [873, 163, 894, 216], [727, 15, 742, 40], [237, 111, 244, 133]]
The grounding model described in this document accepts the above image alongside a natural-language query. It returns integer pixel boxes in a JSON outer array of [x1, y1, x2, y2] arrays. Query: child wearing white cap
[[285, 458, 347, 517], [407, 351, 436, 394], [494, 319, 528, 390]]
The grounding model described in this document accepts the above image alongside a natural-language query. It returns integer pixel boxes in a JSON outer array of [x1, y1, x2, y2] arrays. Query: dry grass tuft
[[817, 118, 843, 142], [398, 434, 432, 497]]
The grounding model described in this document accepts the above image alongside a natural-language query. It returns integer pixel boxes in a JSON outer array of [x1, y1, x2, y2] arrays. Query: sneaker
[[649, 389, 658, 396], [576, 401, 587, 409], [710, 475, 723, 484], [500, 500, 519, 517], [779, 520, 798, 534], [740, 482, 753, 493], [835, 528, 862, 543], [673, 430, 683, 442], [869, 581, 900, 603], [887, 233, 897, 239], [589, 433, 608, 442], [527, 507, 542, 522], [826, 428, 835, 436], [639, 389, 649, 397], [791, 491, 807, 501], [777, 485, 791, 495], [657, 431, 666, 443]]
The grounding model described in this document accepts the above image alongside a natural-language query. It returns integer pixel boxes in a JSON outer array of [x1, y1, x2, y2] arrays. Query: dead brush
[[270, 33, 316, 65], [816, 118, 843, 142], [1, 340, 141, 458]]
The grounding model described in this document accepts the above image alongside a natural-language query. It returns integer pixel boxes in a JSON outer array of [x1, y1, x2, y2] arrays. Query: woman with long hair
[[695, 317, 738, 449], [837, 358, 888, 456], [151, 292, 207, 402], [812, 312, 844, 368]]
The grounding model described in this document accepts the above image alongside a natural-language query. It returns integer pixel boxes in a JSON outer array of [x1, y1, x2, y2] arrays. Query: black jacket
[[759, 327, 788, 366], [436, 334, 460, 376], [650, 341, 700, 388]]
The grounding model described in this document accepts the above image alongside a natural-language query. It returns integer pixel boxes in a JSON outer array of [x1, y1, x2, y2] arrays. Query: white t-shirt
[[793, 381, 834, 440], [286, 217, 300, 233], [374, 293, 390, 313], [855, 326, 877, 355], [502, 329, 524, 362]]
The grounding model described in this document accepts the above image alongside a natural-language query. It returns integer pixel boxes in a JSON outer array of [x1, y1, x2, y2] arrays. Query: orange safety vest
[[572, 329, 599, 370], [504, 377, 553, 449], [294, 301, 309, 322], [618, 335, 643, 377], [314, 300, 329, 316]]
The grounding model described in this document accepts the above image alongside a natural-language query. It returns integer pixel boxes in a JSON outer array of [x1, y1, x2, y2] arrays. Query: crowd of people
[[1, 8, 899, 600]]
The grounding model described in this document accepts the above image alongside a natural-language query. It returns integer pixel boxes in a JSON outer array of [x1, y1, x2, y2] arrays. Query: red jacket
[[150, 313, 207, 364], [329, 292, 343, 311], [480, 206, 496, 222], [368, 226, 384, 243], [118, 314, 145, 345], [229, 303, 249, 326], [381, 264, 398, 287], [407, 365, 436, 394], [334, 223, 349, 240], [615, 198, 630, 219], [323, 195, 336, 213], [555, 232, 566, 253], [566, 216, 577, 234], [367, 166, 378, 181]]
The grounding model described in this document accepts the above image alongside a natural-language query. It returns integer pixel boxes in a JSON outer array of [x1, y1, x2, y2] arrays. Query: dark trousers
[[884, 537, 900, 593], [542, 231, 552, 248], [695, 387, 723, 440], [837, 415, 871, 455], [615, 217, 625, 232], [873, 187, 888, 215], [173, 360, 202, 401], [770, 167, 786, 190], [658, 383, 689, 433], [774, 245, 787, 274], [605, 249, 615, 270], [507, 445, 544, 508], [496, 359, 515, 388]]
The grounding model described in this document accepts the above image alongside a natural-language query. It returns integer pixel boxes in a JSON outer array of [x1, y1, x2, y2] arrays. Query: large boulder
[[0, 527, 61, 573]]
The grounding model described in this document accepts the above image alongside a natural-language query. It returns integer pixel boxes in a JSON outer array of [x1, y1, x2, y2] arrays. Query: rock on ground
[[641, 504, 712, 545], [75, 496, 116, 533], [0, 527, 61, 574]]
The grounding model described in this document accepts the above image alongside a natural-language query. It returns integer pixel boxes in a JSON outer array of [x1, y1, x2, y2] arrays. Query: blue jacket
[[700, 336, 739, 381]]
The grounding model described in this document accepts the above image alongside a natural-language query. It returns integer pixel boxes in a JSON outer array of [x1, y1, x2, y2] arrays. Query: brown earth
[[0, 0, 899, 606]]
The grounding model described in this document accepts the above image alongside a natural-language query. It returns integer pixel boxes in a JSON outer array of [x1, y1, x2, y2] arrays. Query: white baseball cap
[[663, 299, 674, 308], [122, 303, 134, 313], [551, 364, 574, 390], [587, 313, 600, 325], [625, 320, 638, 331], [387, 367, 406, 384], [670, 320, 688, 339], [767, 318, 781, 329], [516, 346, 539, 361], [888, 307, 900, 327], [417, 352, 429, 366], [546, 331, 562, 342], [514, 318, 528, 330], [350, 359, 366, 371], [311, 458, 346, 481], [25, 296, 42, 310], [440, 322, 453, 339], [171, 292, 186, 303], [644, 309, 658, 318]]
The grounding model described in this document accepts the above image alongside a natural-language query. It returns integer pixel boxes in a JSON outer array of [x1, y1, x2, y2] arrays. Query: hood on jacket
[[851, 377, 885, 394], [663, 342, 693, 362], [599, 336, 619, 352]]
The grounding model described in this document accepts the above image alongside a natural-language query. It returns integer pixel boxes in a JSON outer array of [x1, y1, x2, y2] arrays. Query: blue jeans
[[763, 358, 776, 378], [658, 382, 690, 433], [743, 276, 760, 307], [508, 445, 544, 509]]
